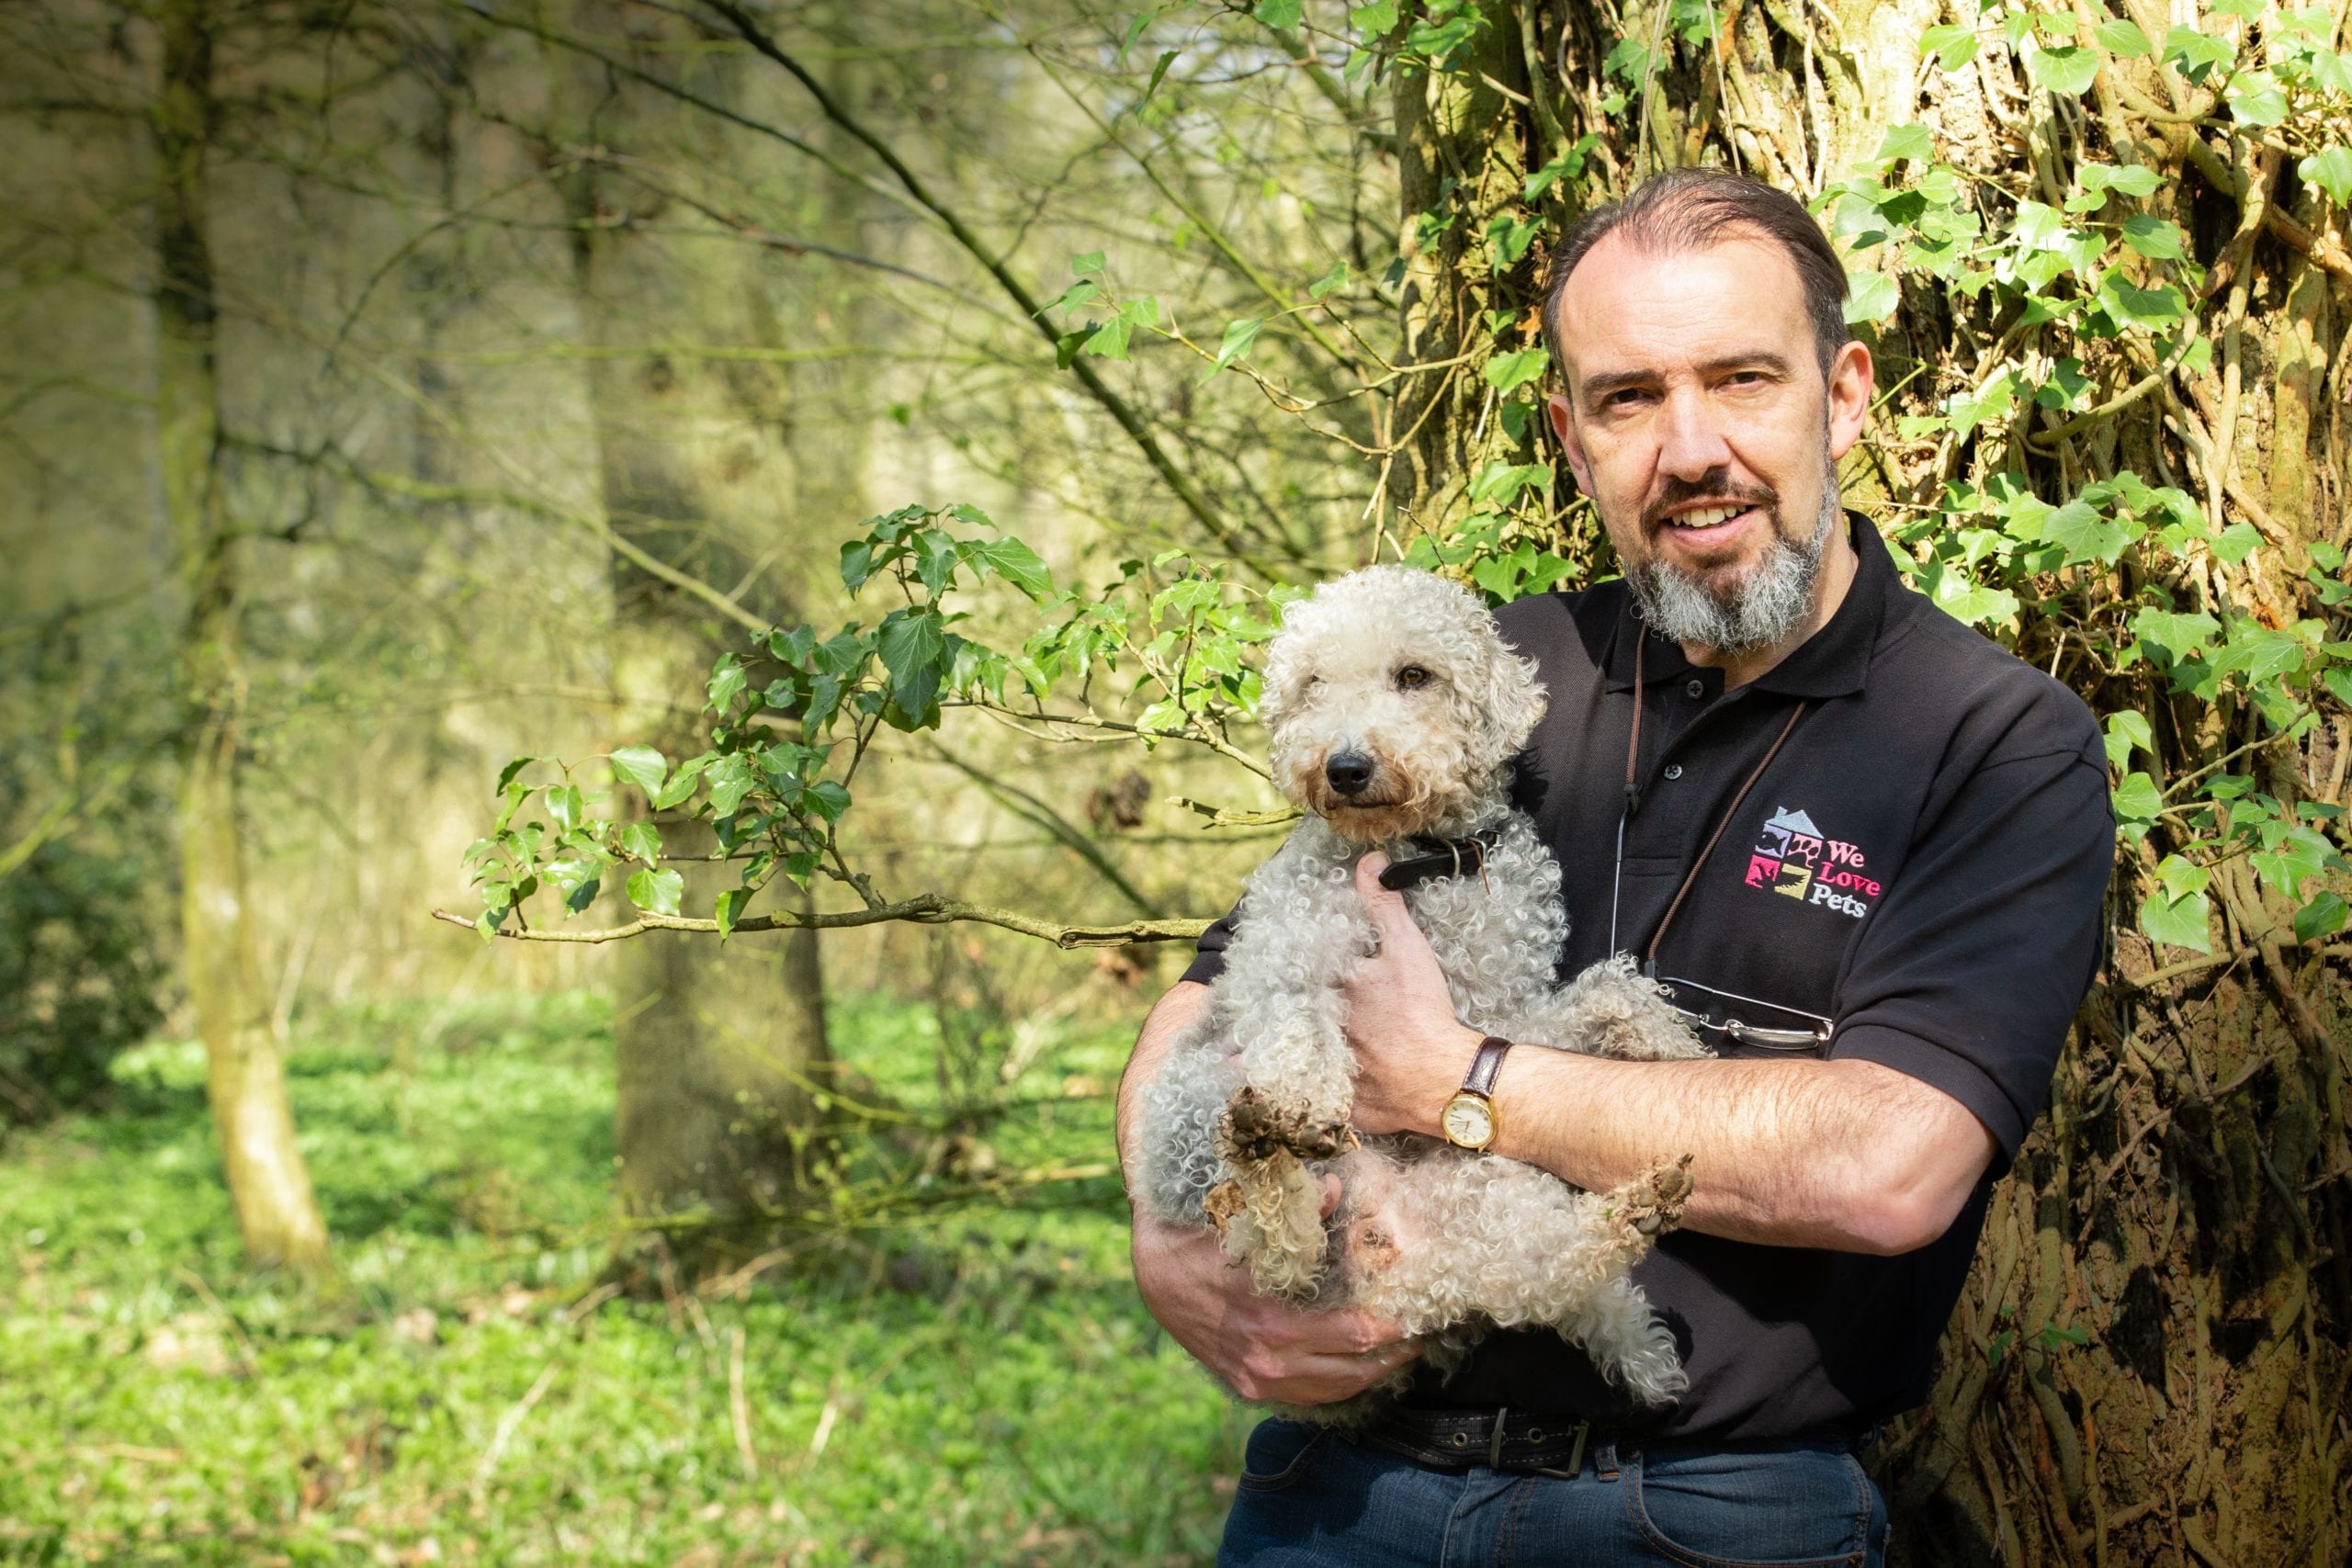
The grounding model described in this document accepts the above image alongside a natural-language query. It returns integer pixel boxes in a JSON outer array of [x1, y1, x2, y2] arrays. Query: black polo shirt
[[1178, 515, 2113, 1440]]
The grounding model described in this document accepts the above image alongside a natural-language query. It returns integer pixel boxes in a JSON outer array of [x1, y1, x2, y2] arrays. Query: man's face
[[1545, 231, 1873, 652]]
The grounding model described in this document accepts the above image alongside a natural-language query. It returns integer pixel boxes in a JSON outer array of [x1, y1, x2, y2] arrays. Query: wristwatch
[[1440, 1035, 1513, 1151]]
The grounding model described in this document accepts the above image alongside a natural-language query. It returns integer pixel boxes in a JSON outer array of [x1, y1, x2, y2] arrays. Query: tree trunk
[[153, 0, 329, 1270], [1430, 4, 2351, 1559], [540, 12, 833, 1278]]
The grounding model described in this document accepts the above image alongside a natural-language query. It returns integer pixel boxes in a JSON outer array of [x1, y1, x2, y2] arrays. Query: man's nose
[[1656, 386, 1735, 479]]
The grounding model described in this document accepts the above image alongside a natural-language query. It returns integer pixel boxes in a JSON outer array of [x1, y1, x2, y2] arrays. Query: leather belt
[[1363, 1406, 1610, 1475]]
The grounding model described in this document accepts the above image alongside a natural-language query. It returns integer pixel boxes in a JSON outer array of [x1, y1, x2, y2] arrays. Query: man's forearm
[[1378, 1030, 1996, 1254]]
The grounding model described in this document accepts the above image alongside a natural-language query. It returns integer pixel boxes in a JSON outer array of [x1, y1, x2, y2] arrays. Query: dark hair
[[1538, 169, 1849, 379]]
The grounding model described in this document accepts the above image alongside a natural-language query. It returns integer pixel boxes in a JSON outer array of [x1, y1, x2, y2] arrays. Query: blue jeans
[[1219, 1418, 1889, 1567]]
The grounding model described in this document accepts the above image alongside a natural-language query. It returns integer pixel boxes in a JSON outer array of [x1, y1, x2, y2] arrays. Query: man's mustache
[[1643, 475, 1780, 532]]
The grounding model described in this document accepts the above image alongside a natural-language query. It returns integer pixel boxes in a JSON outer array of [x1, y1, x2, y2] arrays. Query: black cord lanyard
[[1606, 627, 1810, 964]]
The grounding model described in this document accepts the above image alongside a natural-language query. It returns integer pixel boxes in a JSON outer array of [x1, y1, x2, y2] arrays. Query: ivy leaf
[[2028, 44, 2101, 96], [963, 538, 1053, 600], [2294, 891, 2348, 944], [1203, 316, 1263, 381], [545, 784, 582, 834], [706, 753, 756, 819], [1351, 0, 1398, 33], [2227, 78, 2289, 127], [2120, 217, 2185, 260], [2095, 17, 2154, 57], [2140, 889, 2212, 953], [2250, 826, 2334, 899], [2301, 146, 2352, 206], [652, 752, 715, 812], [876, 606, 948, 713], [715, 886, 751, 940], [1918, 23, 1979, 71], [1844, 271, 1899, 324], [2154, 854, 2210, 901], [1071, 250, 1105, 276], [2132, 607, 2221, 663], [2103, 710, 2153, 768], [2111, 771, 2163, 825], [616, 821, 662, 864], [1483, 347, 1549, 391], [708, 656, 748, 713], [2164, 25, 2233, 78], [627, 867, 684, 917], [1253, 0, 1302, 27], [2044, 500, 2132, 565], [1874, 123, 1933, 167], [1085, 314, 1134, 360]]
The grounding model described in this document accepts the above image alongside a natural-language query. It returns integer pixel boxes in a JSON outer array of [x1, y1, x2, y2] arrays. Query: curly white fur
[[1136, 566, 1711, 1422]]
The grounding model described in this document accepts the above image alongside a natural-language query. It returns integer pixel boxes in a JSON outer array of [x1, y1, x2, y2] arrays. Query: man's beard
[[1625, 471, 1840, 656]]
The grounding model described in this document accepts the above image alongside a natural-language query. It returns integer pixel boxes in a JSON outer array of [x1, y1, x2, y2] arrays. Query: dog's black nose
[[1325, 752, 1374, 795]]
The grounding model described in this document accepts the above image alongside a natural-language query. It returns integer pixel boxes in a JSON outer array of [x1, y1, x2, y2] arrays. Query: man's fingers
[[1353, 852, 1408, 925]]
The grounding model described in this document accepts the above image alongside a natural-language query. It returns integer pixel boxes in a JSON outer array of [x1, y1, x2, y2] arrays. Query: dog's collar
[[1376, 826, 1503, 891]]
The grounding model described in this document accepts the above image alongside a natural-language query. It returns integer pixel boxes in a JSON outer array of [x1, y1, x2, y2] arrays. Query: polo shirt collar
[[1602, 511, 1889, 700]]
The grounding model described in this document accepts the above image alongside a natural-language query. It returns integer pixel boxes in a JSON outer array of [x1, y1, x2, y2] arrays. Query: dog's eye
[[1395, 665, 1431, 690]]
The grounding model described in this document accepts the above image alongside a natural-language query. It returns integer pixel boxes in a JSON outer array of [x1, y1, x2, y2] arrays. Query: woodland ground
[[0, 992, 1241, 1566]]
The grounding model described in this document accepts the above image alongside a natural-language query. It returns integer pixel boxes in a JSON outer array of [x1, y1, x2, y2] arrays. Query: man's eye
[[1396, 666, 1431, 689]]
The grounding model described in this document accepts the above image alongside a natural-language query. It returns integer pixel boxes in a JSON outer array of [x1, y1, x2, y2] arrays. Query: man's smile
[[1650, 500, 1770, 555]]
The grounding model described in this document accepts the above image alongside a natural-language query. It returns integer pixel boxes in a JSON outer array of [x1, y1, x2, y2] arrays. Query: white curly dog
[[1136, 566, 1708, 1419]]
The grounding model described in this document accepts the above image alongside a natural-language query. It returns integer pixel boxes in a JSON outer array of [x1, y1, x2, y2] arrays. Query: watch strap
[[1463, 1035, 1513, 1098]]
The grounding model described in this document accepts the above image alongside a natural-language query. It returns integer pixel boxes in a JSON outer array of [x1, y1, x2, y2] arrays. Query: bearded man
[[1115, 169, 2114, 1565]]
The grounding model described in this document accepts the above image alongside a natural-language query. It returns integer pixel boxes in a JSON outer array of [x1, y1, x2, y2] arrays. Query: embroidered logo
[[1743, 807, 1883, 919]]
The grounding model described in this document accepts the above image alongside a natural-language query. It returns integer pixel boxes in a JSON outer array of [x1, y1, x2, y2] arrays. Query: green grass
[[0, 993, 1246, 1565]]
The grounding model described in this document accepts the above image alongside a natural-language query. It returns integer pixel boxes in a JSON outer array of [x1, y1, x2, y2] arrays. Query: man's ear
[[1825, 340, 1874, 462], [1547, 391, 1593, 494]]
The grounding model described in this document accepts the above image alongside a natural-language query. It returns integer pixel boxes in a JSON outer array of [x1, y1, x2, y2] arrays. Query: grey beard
[[1628, 483, 1840, 656]]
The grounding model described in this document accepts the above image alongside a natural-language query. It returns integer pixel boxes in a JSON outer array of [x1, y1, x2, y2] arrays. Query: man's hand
[[1340, 852, 1482, 1138], [1130, 1184, 1419, 1404]]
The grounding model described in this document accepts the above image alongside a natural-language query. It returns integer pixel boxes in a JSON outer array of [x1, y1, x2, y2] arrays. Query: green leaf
[[2132, 607, 2221, 662], [706, 753, 756, 819], [708, 656, 748, 713], [627, 867, 684, 917], [1084, 315, 1133, 360], [1483, 347, 1549, 391], [2294, 891, 2349, 944], [495, 755, 539, 793], [2154, 854, 2211, 901], [2250, 826, 2334, 899], [609, 745, 667, 795], [2028, 44, 2101, 96], [544, 784, 582, 834], [652, 752, 714, 812], [2140, 889, 2212, 953], [1071, 250, 1105, 276], [2301, 147, 2352, 206], [2096, 17, 2154, 57], [2112, 772, 2163, 824], [2044, 500, 2132, 566], [1141, 48, 1178, 104], [2120, 217, 2185, 260], [876, 607, 948, 712], [616, 822, 662, 864], [1351, 0, 1399, 33], [963, 537, 1053, 600], [2211, 521, 2262, 566], [1204, 316, 1263, 380], [1875, 123, 1933, 167], [1844, 271, 1899, 324], [2164, 25, 2233, 77], [2104, 710, 2154, 768], [804, 780, 853, 823], [1253, 0, 1301, 27], [2227, 79, 2289, 126], [715, 886, 751, 940], [1918, 23, 1978, 71]]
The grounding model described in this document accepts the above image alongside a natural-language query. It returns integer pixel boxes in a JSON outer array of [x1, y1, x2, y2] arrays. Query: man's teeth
[[1669, 506, 1747, 529]]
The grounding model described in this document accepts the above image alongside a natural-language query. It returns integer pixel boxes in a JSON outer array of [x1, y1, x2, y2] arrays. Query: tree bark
[[540, 9, 833, 1277], [153, 0, 329, 1270]]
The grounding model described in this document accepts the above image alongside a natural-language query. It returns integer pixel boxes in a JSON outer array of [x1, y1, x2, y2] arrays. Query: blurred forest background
[[2, 0, 2348, 1564]]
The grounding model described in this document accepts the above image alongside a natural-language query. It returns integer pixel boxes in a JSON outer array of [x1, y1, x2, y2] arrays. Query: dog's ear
[[1474, 641, 1546, 765]]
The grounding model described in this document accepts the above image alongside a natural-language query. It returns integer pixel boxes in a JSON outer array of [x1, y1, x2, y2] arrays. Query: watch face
[[1442, 1094, 1495, 1149]]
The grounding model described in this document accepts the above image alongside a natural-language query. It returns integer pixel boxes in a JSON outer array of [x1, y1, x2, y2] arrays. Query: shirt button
[[1663, 763, 1684, 781], [1685, 678, 1705, 699]]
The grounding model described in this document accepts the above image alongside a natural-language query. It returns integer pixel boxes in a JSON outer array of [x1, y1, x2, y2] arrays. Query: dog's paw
[[1218, 1085, 1356, 1163], [1610, 1154, 1694, 1239]]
